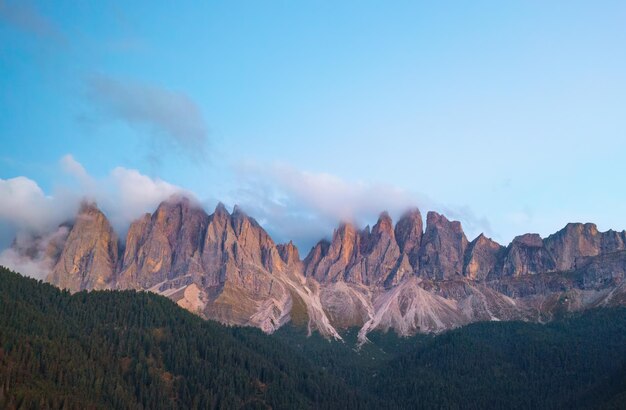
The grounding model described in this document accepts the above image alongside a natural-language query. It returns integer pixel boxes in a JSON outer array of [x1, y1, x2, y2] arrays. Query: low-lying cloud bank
[[0, 154, 188, 277], [0, 156, 493, 277]]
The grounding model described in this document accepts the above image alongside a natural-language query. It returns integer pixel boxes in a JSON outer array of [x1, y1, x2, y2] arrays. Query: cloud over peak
[[0, 155, 187, 250], [231, 161, 493, 251]]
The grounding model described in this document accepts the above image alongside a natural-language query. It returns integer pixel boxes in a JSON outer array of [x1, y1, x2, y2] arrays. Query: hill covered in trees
[[1, 265, 626, 409], [0, 266, 373, 409]]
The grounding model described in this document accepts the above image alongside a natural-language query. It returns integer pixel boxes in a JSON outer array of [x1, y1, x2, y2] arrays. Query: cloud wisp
[[0, 0, 66, 45], [85, 74, 209, 162], [231, 161, 493, 252]]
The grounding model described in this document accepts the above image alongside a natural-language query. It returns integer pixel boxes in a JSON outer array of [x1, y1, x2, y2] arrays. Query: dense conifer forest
[[1, 266, 625, 409]]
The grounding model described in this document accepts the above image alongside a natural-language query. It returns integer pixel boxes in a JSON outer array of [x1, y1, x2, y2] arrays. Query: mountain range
[[10, 196, 626, 343]]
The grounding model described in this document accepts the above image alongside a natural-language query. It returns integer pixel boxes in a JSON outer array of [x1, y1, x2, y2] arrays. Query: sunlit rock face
[[418, 212, 469, 280], [33, 196, 626, 342], [464, 234, 503, 281], [117, 197, 209, 290], [501, 234, 556, 277], [303, 213, 403, 287], [394, 208, 423, 271], [544, 223, 626, 271], [47, 202, 119, 292]]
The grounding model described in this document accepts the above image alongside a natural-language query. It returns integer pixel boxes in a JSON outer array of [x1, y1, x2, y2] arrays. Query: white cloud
[[0, 154, 493, 276], [231, 162, 493, 252], [99, 166, 184, 232], [0, 176, 77, 238], [0, 227, 70, 280], [0, 155, 187, 257], [60, 154, 93, 187]]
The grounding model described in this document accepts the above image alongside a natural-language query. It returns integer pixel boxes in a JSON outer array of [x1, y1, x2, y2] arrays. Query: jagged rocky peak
[[210, 201, 231, 225], [277, 241, 300, 265], [373, 211, 394, 236], [418, 211, 468, 280], [350, 211, 402, 286], [395, 208, 423, 250], [501, 233, 556, 276], [28, 196, 626, 340], [305, 222, 359, 283], [303, 239, 331, 277], [463, 233, 503, 281], [394, 208, 423, 269], [47, 201, 119, 292], [544, 222, 626, 271], [303, 214, 403, 286], [229, 205, 273, 244], [601, 229, 626, 253], [117, 195, 209, 289], [229, 204, 278, 268], [360, 212, 394, 254], [336, 222, 359, 258], [544, 223, 601, 271]]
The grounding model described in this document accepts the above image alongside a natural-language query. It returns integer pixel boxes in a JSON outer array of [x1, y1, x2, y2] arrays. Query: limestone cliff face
[[277, 241, 300, 265], [544, 223, 601, 271], [542, 224, 626, 274], [418, 212, 468, 280], [394, 208, 423, 270], [304, 213, 404, 286], [463, 234, 503, 281], [32, 197, 626, 342], [47, 202, 119, 292], [346, 212, 403, 286], [303, 240, 330, 277], [117, 197, 209, 289], [501, 234, 556, 277], [305, 223, 360, 283]]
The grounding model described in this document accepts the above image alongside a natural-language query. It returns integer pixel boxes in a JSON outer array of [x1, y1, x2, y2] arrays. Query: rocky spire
[[463, 234, 503, 280], [418, 212, 468, 280], [277, 241, 300, 265], [501, 233, 556, 276], [394, 208, 423, 270], [117, 196, 209, 289], [47, 201, 119, 292]]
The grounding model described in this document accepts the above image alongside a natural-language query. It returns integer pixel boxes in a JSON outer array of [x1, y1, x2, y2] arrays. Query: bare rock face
[[357, 277, 466, 343], [348, 212, 402, 286], [501, 234, 556, 277], [599, 230, 626, 254], [463, 234, 503, 281], [47, 202, 119, 292], [31, 197, 626, 343], [394, 208, 423, 270], [418, 212, 468, 280], [277, 241, 300, 265], [304, 222, 360, 283], [117, 197, 209, 289], [544, 223, 603, 271], [303, 239, 330, 277], [311, 223, 361, 283], [304, 213, 402, 286]]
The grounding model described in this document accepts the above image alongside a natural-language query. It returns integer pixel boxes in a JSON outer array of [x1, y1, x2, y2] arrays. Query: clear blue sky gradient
[[1, 1, 625, 247]]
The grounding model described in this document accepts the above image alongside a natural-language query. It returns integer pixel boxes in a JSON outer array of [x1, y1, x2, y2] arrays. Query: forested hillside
[[2, 266, 626, 409], [0, 267, 372, 409]]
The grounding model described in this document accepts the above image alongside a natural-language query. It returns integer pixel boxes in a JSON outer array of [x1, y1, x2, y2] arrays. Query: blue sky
[[1, 1, 625, 252]]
